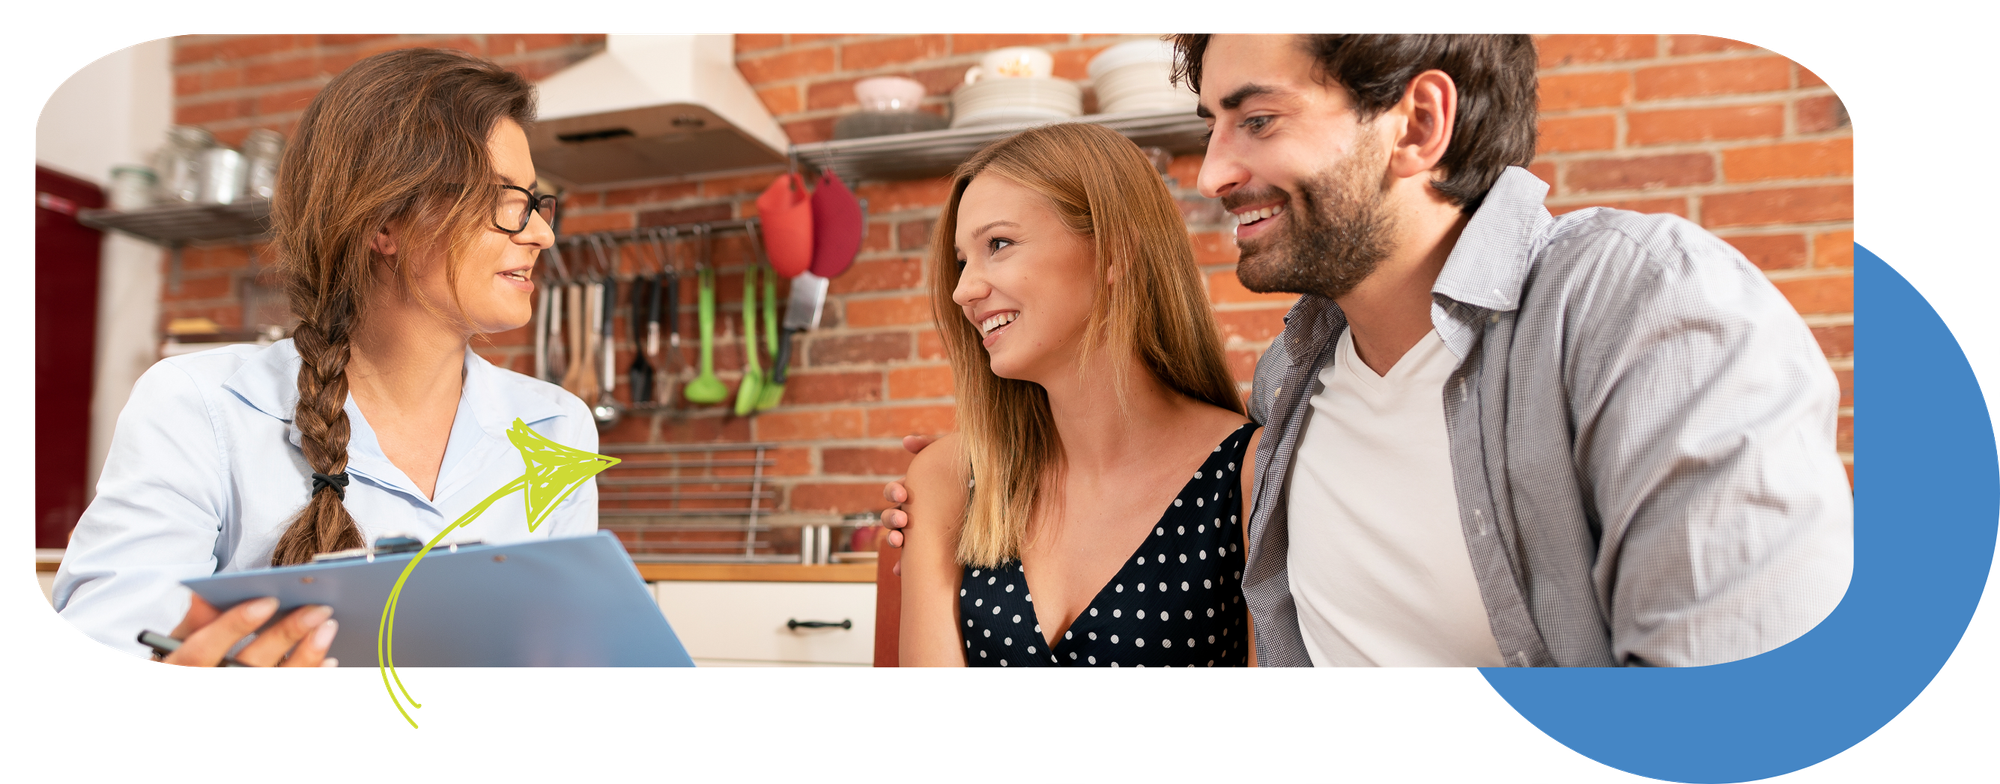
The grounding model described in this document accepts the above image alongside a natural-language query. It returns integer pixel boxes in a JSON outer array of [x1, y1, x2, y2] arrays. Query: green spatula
[[755, 262, 785, 410], [681, 263, 727, 405], [732, 263, 764, 416]]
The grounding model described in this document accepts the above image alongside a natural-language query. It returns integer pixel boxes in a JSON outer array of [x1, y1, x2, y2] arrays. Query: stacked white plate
[[950, 77, 1083, 129], [1088, 39, 1197, 114]]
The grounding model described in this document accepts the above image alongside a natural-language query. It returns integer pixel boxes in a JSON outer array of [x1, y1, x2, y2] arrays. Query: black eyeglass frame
[[493, 184, 558, 235]]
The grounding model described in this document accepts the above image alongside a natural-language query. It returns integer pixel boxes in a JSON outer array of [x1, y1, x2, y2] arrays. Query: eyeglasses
[[494, 184, 558, 235]]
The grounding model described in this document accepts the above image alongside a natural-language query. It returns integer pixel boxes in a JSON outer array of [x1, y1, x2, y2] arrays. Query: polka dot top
[[958, 422, 1258, 667]]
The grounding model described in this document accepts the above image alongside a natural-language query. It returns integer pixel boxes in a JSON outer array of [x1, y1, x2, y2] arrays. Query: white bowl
[[952, 77, 1081, 124], [1102, 92, 1198, 114], [854, 76, 927, 112], [1094, 61, 1196, 114], [1094, 63, 1169, 99], [1087, 39, 1178, 82]]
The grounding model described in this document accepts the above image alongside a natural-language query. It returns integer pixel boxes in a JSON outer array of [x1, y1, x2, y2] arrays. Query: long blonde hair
[[928, 123, 1242, 568]]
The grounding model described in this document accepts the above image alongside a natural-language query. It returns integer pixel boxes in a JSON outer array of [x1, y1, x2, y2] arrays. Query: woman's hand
[[879, 434, 938, 575], [161, 594, 340, 667]]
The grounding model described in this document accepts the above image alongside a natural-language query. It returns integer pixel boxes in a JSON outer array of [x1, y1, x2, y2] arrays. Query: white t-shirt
[[1285, 329, 1505, 666]]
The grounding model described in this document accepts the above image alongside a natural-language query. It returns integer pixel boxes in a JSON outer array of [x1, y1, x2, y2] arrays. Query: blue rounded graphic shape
[[1483, 244, 1997, 783]]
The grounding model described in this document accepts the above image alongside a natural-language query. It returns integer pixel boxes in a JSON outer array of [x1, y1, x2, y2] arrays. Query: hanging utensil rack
[[540, 201, 861, 415], [543, 218, 763, 415], [546, 217, 761, 275]]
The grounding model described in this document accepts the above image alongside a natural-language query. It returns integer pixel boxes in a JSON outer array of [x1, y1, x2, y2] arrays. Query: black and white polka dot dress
[[958, 422, 1257, 667]]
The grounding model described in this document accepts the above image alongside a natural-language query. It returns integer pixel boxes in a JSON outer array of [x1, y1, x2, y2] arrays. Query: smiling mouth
[[1234, 204, 1285, 227], [499, 269, 531, 282], [980, 311, 1018, 336]]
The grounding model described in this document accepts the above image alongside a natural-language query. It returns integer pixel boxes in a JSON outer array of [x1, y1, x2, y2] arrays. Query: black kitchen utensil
[[628, 274, 654, 405], [643, 270, 663, 404]]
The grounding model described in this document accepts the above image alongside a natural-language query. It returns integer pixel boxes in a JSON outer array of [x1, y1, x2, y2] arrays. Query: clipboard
[[184, 531, 694, 667]]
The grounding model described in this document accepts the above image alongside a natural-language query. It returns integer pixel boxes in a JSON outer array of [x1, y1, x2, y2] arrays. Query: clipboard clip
[[310, 536, 485, 564]]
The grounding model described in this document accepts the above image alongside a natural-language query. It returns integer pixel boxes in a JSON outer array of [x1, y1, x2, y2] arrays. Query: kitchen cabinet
[[652, 579, 875, 667]]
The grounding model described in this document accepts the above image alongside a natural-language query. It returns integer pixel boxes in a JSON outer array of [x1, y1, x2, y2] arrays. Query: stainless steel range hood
[[527, 35, 790, 187]]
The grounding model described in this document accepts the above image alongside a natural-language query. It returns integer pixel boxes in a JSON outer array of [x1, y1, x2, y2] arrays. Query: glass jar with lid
[[242, 129, 284, 200], [155, 126, 214, 204], [107, 165, 156, 211]]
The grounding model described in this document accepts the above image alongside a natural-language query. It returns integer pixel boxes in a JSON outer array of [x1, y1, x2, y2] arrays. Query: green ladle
[[733, 263, 765, 416], [682, 264, 728, 405]]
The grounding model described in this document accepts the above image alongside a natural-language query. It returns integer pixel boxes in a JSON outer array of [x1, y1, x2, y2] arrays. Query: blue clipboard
[[184, 531, 694, 667]]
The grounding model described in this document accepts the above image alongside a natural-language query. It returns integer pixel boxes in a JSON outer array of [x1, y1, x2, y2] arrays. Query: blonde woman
[[899, 124, 1260, 667]]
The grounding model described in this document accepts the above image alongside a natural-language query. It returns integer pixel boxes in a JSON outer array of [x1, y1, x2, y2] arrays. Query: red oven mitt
[[756, 172, 814, 278], [809, 169, 864, 278]]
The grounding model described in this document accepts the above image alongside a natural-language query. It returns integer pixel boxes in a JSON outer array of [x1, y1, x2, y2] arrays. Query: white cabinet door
[[653, 581, 875, 667]]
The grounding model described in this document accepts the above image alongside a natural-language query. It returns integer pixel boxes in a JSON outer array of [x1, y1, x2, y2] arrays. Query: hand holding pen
[[144, 595, 340, 668]]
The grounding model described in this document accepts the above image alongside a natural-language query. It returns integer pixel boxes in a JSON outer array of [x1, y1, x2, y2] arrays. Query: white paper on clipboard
[[184, 531, 694, 667]]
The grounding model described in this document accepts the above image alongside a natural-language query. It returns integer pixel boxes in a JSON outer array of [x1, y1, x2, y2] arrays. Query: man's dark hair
[[1169, 35, 1538, 213]]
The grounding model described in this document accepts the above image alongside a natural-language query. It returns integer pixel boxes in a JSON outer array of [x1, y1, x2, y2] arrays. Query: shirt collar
[[1430, 165, 1555, 314], [220, 339, 569, 500], [1274, 166, 1555, 366], [221, 338, 306, 424]]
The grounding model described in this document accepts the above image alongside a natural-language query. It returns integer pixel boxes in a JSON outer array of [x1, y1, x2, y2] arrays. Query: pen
[[137, 629, 250, 667]]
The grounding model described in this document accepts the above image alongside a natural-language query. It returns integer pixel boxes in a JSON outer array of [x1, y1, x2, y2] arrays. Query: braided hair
[[267, 48, 536, 566]]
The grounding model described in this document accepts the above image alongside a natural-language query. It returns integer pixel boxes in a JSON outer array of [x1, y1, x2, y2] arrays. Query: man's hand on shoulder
[[880, 434, 940, 575]]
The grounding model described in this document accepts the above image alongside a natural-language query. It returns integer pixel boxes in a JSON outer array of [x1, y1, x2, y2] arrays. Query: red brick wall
[[158, 33, 1854, 521], [1529, 34, 1853, 478]]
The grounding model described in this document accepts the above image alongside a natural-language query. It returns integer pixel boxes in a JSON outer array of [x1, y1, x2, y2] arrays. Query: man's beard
[[1228, 140, 1396, 301]]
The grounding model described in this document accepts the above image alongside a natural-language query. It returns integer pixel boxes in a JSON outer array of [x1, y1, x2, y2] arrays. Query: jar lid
[[167, 126, 216, 145]]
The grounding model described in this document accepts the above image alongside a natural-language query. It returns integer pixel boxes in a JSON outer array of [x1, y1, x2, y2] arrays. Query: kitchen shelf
[[78, 200, 274, 293], [789, 108, 1206, 183], [77, 199, 271, 245]]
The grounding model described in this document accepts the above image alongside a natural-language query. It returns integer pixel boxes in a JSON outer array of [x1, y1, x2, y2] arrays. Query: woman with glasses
[[52, 48, 591, 666]]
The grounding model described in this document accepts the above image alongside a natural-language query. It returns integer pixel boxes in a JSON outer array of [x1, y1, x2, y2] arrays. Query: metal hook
[[743, 217, 768, 269], [664, 227, 688, 278], [544, 238, 572, 284], [586, 234, 615, 280]]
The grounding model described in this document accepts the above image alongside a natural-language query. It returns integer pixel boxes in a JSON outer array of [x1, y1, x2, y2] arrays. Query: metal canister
[[155, 126, 214, 203], [242, 129, 284, 200], [198, 147, 248, 204], [108, 165, 157, 211]]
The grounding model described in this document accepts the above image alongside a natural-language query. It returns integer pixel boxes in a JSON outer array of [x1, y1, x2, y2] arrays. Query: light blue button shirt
[[54, 339, 599, 657]]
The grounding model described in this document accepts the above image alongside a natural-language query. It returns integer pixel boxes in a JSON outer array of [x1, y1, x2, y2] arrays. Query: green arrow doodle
[[375, 418, 620, 728]]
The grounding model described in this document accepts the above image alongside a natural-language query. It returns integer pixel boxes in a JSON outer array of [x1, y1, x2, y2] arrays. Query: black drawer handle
[[787, 618, 853, 630]]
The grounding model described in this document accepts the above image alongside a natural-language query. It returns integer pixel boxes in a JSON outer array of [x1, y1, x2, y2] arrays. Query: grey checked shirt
[[1243, 167, 1852, 667]]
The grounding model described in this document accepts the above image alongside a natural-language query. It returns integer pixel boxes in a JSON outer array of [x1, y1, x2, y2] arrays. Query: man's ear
[[1387, 69, 1457, 180]]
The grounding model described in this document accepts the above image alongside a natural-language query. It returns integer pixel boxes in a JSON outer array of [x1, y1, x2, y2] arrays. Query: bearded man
[[884, 34, 1851, 667]]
